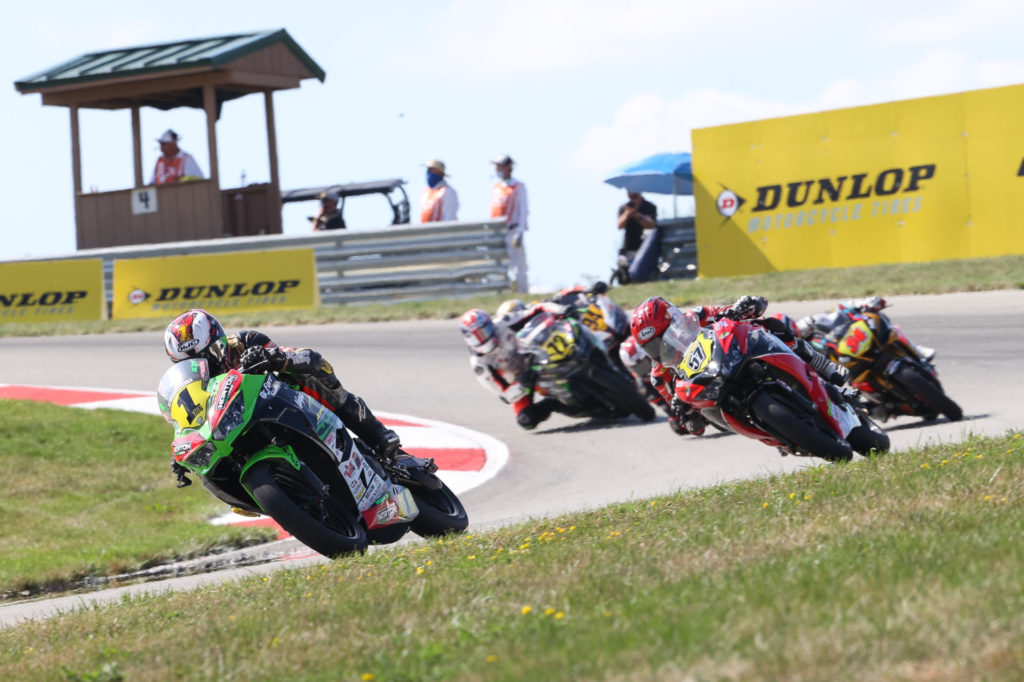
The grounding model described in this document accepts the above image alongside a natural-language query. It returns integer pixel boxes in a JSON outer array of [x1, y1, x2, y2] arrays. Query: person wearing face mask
[[490, 154, 529, 293], [420, 159, 460, 223]]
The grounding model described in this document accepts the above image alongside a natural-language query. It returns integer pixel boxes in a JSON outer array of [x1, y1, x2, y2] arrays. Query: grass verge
[[1, 429, 1022, 681], [2, 254, 1022, 337], [0, 401, 275, 598]]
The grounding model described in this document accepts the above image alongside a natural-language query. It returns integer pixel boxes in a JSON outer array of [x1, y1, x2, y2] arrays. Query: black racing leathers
[[228, 330, 400, 458]]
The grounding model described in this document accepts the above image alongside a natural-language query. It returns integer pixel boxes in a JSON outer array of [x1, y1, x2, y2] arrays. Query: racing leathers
[[796, 296, 936, 362], [644, 296, 849, 435], [229, 329, 401, 459], [619, 336, 689, 435], [469, 303, 572, 429]]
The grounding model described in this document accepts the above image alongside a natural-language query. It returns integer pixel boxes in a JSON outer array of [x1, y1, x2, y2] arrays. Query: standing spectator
[[614, 190, 658, 284], [150, 129, 204, 185], [420, 159, 459, 222], [311, 191, 346, 231], [490, 154, 529, 293]]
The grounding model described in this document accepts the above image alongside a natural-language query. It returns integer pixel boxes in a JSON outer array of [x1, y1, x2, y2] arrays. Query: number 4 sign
[[131, 187, 158, 215]]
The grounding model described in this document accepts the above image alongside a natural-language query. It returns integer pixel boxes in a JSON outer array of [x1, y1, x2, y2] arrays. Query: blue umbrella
[[603, 152, 693, 217]]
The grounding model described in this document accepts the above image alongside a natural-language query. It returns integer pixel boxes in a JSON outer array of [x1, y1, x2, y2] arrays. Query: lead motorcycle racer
[[163, 309, 402, 486]]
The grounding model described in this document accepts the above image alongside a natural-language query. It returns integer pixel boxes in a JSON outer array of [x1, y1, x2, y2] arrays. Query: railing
[[657, 217, 698, 279], [24, 220, 511, 305]]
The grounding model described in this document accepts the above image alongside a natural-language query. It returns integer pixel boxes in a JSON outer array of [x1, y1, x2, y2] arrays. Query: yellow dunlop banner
[[0, 259, 104, 323], [692, 83, 1024, 277], [112, 249, 317, 319]]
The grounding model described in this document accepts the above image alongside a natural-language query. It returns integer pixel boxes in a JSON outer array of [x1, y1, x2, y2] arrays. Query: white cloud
[[573, 48, 1024, 174], [390, 0, 814, 75], [869, 0, 1024, 44], [572, 89, 792, 173]]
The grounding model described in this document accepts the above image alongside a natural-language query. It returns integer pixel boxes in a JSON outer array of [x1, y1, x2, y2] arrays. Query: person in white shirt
[[420, 159, 460, 223], [150, 129, 204, 185]]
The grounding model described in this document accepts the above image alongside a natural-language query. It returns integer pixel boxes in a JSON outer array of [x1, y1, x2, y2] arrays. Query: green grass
[[2, 254, 1023, 337], [1, 426, 1022, 681], [0, 401, 275, 597]]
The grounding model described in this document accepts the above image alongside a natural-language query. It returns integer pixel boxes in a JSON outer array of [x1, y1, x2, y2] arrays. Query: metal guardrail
[[658, 217, 698, 279], [22, 220, 512, 305]]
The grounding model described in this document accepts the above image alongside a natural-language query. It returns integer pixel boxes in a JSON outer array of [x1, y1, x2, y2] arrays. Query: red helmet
[[769, 312, 800, 339], [460, 309, 497, 354], [630, 296, 673, 348]]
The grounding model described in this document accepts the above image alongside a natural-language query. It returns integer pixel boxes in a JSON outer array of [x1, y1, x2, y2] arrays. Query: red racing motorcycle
[[653, 311, 890, 461]]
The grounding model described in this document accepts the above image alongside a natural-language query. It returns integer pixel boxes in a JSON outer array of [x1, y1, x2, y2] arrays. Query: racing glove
[[171, 459, 192, 488], [728, 295, 768, 320], [239, 345, 286, 374], [858, 296, 886, 312]]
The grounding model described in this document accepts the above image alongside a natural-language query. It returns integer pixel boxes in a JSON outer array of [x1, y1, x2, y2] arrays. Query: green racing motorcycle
[[157, 359, 468, 558]]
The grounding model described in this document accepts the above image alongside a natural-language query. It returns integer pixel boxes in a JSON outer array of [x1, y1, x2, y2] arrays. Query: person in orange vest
[[420, 159, 460, 223], [490, 154, 529, 293], [150, 129, 204, 185]]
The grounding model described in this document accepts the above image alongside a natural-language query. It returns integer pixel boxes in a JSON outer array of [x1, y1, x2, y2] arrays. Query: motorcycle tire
[[410, 478, 469, 538], [244, 459, 369, 558], [894, 366, 963, 422], [587, 365, 657, 422], [846, 414, 890, 456], [750, 392, 853, 462]]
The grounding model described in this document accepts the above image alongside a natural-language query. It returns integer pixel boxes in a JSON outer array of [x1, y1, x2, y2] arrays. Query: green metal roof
[[14, 29, 325, 94]]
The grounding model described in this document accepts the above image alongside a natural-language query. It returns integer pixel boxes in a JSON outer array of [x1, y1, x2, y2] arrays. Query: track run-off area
[[0, 290, 1021, 627]]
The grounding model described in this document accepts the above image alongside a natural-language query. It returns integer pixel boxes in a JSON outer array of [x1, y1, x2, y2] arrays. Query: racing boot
[[795, 338, 849, 386], [336, 392, 401, 460], [516, 399, 556, 430]]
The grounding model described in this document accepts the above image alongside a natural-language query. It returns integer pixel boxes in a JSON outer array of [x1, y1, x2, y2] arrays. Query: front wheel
[[410, 478, 469, 538], [750, 392, 853, 462], [244, 459, 368, 558], [847, 414, 890, 456], [587, 365, 656, 422], [894, 366, 963, 422]]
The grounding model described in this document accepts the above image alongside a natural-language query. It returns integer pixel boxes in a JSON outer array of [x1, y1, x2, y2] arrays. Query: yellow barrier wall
[[0, 259, 104, 322], [693, 83, 1024, 277], [112, 249, 318, 319]]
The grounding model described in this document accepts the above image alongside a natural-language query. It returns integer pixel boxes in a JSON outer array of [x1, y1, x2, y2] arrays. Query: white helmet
[[459, 309, 497, 354]]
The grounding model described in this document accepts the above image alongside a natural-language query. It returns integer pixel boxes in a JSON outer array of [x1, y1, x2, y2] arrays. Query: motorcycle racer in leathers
[[164, 309, 401, 486], [460, 302, 575, 430], [629, 295, 851, 436]]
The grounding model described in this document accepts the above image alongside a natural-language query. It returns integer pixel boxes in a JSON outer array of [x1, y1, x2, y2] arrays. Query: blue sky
[[4, 1, 1024, 292]]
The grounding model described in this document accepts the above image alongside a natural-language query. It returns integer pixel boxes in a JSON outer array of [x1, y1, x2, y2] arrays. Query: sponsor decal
[[714, 164, 936, 233], [374, 499, 398, 525], [0, 291, 88, 308], [142, 281, 300, 305], [128, 289, 150, 305], [215, 374, 238, 411], [716, 188, 744, 218], [637, 326, 656, 341]]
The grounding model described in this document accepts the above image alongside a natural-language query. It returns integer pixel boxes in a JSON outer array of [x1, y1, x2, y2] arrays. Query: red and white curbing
[[0, 384, 508, 498]]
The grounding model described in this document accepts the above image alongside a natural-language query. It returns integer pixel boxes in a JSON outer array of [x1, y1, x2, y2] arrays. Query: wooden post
[[264, 90, 282, 234], [202, 84, 220, 187], [69, 105, 82, 194], [131, 105, 143, 187], [202, 84, 225, 237], [264, 91, 280, 190]]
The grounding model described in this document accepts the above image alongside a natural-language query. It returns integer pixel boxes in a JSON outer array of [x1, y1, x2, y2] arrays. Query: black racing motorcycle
[[516, 311, 656, 424]]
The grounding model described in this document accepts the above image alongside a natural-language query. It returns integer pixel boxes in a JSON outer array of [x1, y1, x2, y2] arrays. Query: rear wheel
[[244, 459, 368, 558], [750, 392, 853, 462], [410, 479, 469, 538], [587, 365, 657, 422], [894, 366, 963, 422]]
